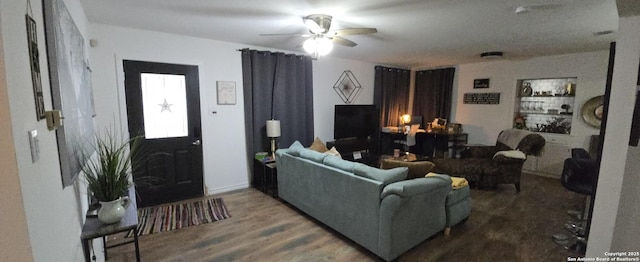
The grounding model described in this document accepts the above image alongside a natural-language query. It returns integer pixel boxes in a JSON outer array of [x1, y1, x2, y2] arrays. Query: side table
[[81, 187, 140, 261], [253, 159, 278, 197]]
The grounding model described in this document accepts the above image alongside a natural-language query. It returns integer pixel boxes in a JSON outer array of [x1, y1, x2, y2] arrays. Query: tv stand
[[327, 137, 379, 167]]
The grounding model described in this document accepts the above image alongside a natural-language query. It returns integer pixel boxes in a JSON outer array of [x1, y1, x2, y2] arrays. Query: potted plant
[[81, 130, 140, 224]]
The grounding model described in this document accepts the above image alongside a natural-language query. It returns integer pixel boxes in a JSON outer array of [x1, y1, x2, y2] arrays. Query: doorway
[[123, 60, 203, 208]]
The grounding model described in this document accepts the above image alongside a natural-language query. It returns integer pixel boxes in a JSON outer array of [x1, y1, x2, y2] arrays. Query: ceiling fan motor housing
[[304, 14, 333, 33]]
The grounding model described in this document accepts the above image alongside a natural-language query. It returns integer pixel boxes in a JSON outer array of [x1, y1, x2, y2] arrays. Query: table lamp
[[266, 120, 281, 159], [400, 114, 411, 133]]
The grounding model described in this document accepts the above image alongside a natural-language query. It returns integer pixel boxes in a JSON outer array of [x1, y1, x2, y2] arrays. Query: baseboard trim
[[207, 183, 250, 195], [523, 170, 560, 179]]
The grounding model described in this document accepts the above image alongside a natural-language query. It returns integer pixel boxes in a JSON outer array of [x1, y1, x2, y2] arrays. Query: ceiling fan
[[260, 14, 377, 58]]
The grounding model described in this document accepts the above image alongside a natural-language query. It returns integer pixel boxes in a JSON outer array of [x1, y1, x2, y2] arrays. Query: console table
[[81, 187, 140, 261]]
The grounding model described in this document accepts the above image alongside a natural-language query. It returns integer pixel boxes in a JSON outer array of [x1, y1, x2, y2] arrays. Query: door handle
[[192, 139, 201, 146]]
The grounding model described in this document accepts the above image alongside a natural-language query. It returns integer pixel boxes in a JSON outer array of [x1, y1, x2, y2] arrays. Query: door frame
[[113, 56, 207, 193]]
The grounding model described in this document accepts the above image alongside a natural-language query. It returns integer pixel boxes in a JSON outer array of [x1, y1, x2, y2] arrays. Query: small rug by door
[[127, 197, 231, 237]]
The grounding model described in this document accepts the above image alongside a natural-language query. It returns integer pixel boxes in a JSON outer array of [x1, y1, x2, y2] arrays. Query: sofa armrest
[[461, 145, 500, 158], [380, 175, 450, 199], [377, 176, 451, 261], [492, 155, 527, 164]]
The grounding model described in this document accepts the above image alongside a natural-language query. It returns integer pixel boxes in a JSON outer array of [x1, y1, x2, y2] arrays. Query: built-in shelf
[[514, 77, 577, 134]]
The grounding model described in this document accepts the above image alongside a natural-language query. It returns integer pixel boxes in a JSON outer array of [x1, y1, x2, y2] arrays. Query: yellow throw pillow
[[309, 137, 329, 153]]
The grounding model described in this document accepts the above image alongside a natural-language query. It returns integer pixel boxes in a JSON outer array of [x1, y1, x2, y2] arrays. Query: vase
[[97, 196, 130, 224]]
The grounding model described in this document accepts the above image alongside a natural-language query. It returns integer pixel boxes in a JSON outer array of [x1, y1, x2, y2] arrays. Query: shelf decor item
[[80, 130, 140, 224]]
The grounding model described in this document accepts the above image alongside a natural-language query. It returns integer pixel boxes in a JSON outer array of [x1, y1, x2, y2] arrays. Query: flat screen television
[[334, 105, 379, 139]]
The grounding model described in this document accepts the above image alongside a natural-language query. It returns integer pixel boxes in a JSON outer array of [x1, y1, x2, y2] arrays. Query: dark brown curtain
[[413, 68, 455, 123], [373, 66, 411, 127], [241, 49, 314, 161]]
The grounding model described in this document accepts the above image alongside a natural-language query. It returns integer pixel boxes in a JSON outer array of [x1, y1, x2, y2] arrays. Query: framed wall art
[[26, 4, 45, 120], [217, 81, 236, 105], [44, 0, 95, 187]]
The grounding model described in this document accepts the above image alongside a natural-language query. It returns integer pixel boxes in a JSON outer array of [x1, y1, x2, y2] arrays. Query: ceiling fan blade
[[332, 36, 357, 47], [259, 33, 312, 37], [330, 28, 378, 36]]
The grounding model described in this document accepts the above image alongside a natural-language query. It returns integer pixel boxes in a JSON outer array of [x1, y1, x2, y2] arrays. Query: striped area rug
[[127, 197, 231, 237]]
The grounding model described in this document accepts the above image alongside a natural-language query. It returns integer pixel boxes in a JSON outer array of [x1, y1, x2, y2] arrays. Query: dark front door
[[123, 60, 203, 208]]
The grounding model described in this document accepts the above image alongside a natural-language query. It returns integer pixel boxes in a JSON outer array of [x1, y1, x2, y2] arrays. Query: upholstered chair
[[431, 129, 545, 192]]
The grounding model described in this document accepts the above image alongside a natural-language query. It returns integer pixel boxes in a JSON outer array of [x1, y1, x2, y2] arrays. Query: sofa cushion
[[353, 163, 407, 185], [287, 140, 304, 156], [309, 137, 329, 152], [380, 159, 436, 179], [299, 148, 328, 163], [323, 155, 355, 172]]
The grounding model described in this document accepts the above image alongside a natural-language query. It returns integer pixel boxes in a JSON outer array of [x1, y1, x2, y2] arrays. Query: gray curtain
[[241, 49, 314, 160], [413, 68, 455, 123], [373, 66, 411, 127]]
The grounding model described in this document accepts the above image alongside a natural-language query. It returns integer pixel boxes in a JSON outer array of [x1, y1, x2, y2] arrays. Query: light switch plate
[[208, 106, 218, 116], [28, 130, 39, 163]]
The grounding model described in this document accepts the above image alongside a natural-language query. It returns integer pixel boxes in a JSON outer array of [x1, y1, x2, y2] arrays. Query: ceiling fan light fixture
[[303, 36, 333, 56], [480, 51, 503, 59]]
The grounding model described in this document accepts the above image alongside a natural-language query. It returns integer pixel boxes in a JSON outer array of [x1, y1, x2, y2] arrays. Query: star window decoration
[[333, 70, 362, 104], [159, 98, 173, 112]]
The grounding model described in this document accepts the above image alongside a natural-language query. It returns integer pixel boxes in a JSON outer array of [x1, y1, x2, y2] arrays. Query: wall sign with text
[[473, 78, 490, 89], [463, 93, 500, 104]]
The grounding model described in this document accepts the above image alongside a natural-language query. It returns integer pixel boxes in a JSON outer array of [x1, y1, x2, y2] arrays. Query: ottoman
[[444, 184, 471, 236]]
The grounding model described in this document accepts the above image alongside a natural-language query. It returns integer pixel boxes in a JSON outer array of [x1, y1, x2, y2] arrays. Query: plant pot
[[97, 196, 130, 224]]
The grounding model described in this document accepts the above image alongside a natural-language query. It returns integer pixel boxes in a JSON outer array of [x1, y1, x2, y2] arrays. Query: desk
[[81, 188, 140, 261], [381, 131, 468, 158]]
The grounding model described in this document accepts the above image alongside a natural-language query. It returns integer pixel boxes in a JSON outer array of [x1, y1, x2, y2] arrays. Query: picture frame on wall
[[474, 78, 490, 89], [26, 13, 45, 120], [217, 81, 236, 105]]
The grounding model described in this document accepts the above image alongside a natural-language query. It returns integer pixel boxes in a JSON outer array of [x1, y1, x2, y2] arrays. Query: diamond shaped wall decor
[[333, 70, 362, 104]]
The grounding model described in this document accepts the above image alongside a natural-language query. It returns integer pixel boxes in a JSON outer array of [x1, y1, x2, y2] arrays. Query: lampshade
[[400, 114, 411, 124], [266, 120, 281, 138]]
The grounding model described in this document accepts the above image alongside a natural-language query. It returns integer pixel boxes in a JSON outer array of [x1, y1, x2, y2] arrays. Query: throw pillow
[[287, 140, 304, 156], [380, 159, 436, 179], [493, 150, 526, 160], [309, 137, 329, 153], [324, 146, 342, 158]]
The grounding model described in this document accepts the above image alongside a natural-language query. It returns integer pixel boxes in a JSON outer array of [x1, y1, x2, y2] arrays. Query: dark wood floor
[[106, 173, 583, 261]]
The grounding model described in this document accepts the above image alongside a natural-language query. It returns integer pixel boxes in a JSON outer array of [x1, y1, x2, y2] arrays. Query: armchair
[[431, 128, 545, 192]]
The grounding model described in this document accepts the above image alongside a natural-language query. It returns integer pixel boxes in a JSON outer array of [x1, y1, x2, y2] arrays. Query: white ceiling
[[79, 0, 621, 69]]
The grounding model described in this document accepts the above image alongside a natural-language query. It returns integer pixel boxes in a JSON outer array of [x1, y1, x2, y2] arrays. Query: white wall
[[587, 16, 640, 256], [89, 24, 377, 194], [0, 11, 34, 261], [312, 57, 376, 143], [453, 51, 609, 147], [89, 24, 250, 194], [0, 0, 91, 261]]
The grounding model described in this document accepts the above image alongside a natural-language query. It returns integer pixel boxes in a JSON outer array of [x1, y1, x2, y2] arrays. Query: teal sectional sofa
[[275, 141, 456, 261]]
